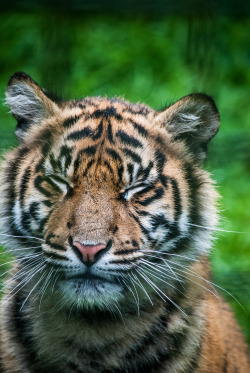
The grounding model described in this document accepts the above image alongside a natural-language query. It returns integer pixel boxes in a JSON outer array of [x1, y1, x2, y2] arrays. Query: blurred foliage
[[0, 10, 249, 344]]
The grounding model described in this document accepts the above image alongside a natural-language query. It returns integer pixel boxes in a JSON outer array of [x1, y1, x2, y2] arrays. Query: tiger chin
[[0, 72, 249, 373]]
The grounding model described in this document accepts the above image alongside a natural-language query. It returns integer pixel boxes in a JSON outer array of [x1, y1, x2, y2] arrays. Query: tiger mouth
[[66, 272, 113, 284]]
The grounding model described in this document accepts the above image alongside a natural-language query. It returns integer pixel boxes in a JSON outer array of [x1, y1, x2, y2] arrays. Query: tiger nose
[[73, 241, 107, 266]]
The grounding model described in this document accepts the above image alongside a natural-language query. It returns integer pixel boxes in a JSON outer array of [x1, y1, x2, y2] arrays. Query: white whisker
[[0, 233, 45, 241]]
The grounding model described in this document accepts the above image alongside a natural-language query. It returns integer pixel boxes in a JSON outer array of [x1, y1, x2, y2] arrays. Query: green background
[[0, 6, 249, 344]]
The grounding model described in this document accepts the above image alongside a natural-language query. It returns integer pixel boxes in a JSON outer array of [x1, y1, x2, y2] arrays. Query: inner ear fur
[[154, 93, 220, 161], [6, 72, 58, 141]]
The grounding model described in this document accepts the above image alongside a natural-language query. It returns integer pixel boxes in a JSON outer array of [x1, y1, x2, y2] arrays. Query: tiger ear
[[154, 93, 220, 161], [6, 72, 59, 142]]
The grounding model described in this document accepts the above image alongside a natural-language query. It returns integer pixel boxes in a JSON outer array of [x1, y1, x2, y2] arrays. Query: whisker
[[187, 223, 245, 234], [0, 246, 41, 253], [38, 267, 54, 311], [140, 258, 185, 284], [20, 270, 47, 310], [119, 275, 140, 315], [136, 267, 187, 316], [0, 233, 45, 242], [140, 249, 197, 262], [129, 272, 153, 306], [140, 263, 185, 295], [1, 261, 46, 306]]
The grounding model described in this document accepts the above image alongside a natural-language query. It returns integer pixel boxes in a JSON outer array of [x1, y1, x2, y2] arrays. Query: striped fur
[[0, 72, 249, 372]]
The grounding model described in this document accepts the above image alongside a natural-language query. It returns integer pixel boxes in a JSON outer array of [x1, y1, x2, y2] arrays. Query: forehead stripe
[[116, 130, 143, 148], [92, 120, 104, 140], [122, 148, 141, 164], [91, 107, 122, 121], [106, 148, 122, 163], [107, 120, 115, 144], [79, 145, 98, 157], [67, 127, 93, 140], [63, 114, 83, 128], [128, 118, 148, 137]]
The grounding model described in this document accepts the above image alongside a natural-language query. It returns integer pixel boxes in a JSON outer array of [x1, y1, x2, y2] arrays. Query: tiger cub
[[0, 72, 249, 373]]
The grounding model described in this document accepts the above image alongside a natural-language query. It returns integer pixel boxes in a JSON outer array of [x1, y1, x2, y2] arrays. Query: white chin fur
[[57, 279, 123, 310]]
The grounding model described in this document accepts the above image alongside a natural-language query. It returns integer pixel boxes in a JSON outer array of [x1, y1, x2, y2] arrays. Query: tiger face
[[0, 73, 219, 310]]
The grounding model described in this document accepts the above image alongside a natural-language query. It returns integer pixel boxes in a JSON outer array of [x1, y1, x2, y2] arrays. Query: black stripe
[[46, 233, 66, 251], [67, 127, 93, 140], [133, 184, 155, 198], [128, 118, 148, 137], [34, 176, 51, 198], [60, 146, 73, 172], [91, 107, 122, 121], [183, 164, 203, 226], [109, 258, 139, 264], [63, 114, 82, 128], [35, 133, 54, 173], [29, 202, 40, 221], [42, 199, 53, 207], [49, 153, 59, 172], [38, 214, 50, 232], [107, 120, 115, 144], [136, 209, 150, 216], [138, 187, 164, 206], [92, 119, 104, 140], [11, 293, 39, 370], [79, 145, 98, 157], [41, 133, 53, 158], [122, 106, 150, 115], [127, 163, 134, 184], [44, 252, 68, 261], [150, 213, 171, 231], [106, 148, 122, 163], [170, 178, 182, 221], [114, 248, 139, 255], [82, 159, 95, 177], [116, 130, 143, 148], [5, 146, 30, 204], [104, 160, 115, 176], [122, 148, 142, 163], [35, 175, 62, 197], [118, 165, 124, 183], [130, 213, 152, 241], [155, 150, 166, 173], [136, 161, 154, 179], [20, 166, 32, 205], [159, 174, 168, 187], [73, 157, 80, 178], [21, 211, 32, 232]]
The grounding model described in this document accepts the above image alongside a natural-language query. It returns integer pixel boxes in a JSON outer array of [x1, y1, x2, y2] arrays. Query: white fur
[[6, 82, 46, 122]]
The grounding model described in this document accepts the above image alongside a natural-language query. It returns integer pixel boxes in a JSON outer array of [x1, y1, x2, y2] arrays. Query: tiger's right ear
[[6, 72, 59, 142]]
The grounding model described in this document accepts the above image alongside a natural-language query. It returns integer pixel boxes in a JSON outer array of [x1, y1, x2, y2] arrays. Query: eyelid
[[121, 182, 150, 201]]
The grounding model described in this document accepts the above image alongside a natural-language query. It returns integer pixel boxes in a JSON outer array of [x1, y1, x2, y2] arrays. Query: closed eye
[[47, 174, 70, 194], [120, 183, 150, 201]]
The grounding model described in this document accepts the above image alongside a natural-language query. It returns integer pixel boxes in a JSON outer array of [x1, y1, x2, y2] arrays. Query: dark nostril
[[71, 240, 112, 267]]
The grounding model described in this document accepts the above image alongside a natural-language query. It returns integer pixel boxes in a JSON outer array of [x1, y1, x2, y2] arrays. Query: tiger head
[[0, 73, 219, 310]]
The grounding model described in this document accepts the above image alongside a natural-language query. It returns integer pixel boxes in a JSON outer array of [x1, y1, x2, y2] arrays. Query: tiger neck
[[8, 259, 209, 372]]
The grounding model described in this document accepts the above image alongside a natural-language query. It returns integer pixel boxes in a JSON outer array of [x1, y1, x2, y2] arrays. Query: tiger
[[0, 72, 249, 373]]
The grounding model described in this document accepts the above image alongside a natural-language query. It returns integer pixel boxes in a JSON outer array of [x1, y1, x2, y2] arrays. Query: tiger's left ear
[[153, 93, 220, 161]]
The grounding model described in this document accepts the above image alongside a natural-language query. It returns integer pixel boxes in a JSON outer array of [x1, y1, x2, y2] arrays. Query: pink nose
[[73, 241, 106, 264]]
